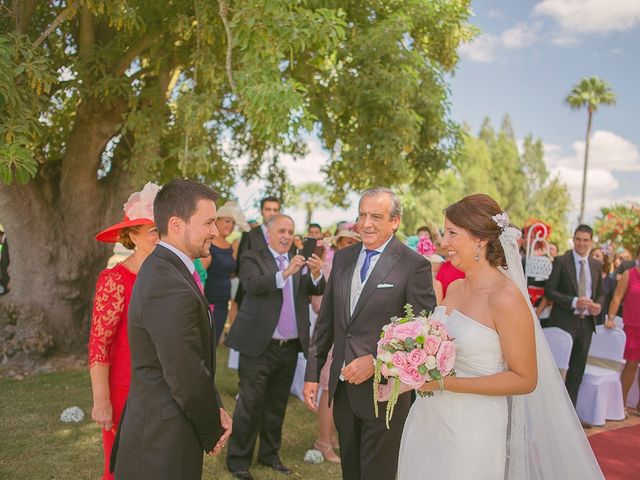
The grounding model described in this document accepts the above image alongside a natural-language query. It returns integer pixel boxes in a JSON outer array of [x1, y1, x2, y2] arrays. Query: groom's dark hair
[[154, 179, 218, 236]]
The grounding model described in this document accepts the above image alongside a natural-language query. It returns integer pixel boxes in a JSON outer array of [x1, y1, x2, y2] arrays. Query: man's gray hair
[[359, 187, 403, 218], [266, 214, 295, 229]]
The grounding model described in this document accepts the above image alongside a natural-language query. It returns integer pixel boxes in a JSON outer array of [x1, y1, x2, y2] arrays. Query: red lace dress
[[88, 263, 136, 480]]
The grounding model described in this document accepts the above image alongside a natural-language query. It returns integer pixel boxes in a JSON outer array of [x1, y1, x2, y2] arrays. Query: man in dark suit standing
[[303, 187, 436, 480], [113, 179, 232, 479], [225, 214, 325, 480], [545, 224, 604, 407], [234, 196, 281, 306]]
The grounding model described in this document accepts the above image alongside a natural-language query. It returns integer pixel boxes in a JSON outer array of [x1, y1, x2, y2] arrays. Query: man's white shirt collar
[[572, 249, 589, 264], [159, 240, 195, 274], [360, 234, 394, 255]]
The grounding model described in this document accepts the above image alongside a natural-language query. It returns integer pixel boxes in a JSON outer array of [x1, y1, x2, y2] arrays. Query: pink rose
[[399, 366, 426, 389], [391, 352, 409, 370], [393, 321, 423, 341], [436, 341, 456, 375], [423, 335, 442, 355], [382, 323, 395, 342], [407, 348, 428, 367]]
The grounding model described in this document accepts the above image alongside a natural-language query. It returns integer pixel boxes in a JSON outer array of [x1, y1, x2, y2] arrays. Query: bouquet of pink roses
[[373, 304, 456, 428]]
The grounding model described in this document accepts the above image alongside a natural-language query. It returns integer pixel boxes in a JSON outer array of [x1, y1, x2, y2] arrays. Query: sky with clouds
[[235, 0, 640, 230]]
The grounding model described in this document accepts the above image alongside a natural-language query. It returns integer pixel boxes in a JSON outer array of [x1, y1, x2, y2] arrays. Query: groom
[[113, 179, 232, 479], [304, 187, 436, 480]]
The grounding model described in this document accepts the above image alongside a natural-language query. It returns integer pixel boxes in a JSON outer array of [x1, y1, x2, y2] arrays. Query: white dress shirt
[[159, 241, 195, 274], [349, 235, 394, 315], [570, 249, 592, 315]]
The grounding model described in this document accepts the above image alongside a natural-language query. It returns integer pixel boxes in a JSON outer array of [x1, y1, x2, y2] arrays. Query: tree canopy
[[0, 0, 474, 357], [400, 115, 572, 247]]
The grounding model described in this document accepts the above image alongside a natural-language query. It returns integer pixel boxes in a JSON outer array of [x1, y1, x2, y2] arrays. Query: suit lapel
[[350, 237, 400, 322], [154, 245, 212, 331], [566, 252, 579, 295], [342, 245, 360, 325]]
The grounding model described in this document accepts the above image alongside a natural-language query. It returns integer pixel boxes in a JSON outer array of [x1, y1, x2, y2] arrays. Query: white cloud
[[501, 22, 540, 49], [544, 131, 640, 220], [460, 22, 539, 63], [459, 33, 500, 63], [546, 130, 640, 172], [533, 0, 640, 34]]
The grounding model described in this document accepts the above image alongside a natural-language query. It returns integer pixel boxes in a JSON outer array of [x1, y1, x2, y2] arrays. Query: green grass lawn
[[0, 347, 342, 479]]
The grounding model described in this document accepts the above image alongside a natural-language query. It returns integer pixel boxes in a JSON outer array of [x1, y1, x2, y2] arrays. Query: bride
[[383, 194, 603, 479]]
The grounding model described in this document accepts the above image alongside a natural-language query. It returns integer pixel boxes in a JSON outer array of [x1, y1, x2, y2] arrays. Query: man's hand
[[303, 382, 319, 412], [588, 302, 602, 316], [92, 399, 114, 432], [576, 297, 591, 310], [341, 354, 375, 385], [306, 253, 324, 279], [208, 408, 233, 456], [283, 255, 305, 279]]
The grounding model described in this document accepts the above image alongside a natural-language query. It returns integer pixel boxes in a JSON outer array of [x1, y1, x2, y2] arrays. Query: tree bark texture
[[0, 99, 134, 359]]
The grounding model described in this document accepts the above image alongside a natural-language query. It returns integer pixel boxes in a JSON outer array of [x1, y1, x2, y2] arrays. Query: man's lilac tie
[[276, 255, 296, 338], [192, 270, 204, 294], [360, 249, 381, 282]]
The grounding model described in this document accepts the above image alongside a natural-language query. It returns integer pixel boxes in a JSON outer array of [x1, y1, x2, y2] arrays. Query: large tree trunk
[[0, 100, 133, 363]]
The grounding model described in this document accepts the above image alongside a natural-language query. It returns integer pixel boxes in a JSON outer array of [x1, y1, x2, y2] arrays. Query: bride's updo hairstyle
[[444, 194, 508, 269]]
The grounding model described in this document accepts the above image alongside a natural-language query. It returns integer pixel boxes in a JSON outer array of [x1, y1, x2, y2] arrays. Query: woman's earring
[[474, 243, 481, 262]]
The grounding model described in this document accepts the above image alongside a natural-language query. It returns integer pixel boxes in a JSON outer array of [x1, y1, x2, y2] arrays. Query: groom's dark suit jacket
[[112, 245, 224, 480], [306, 236, 437, 419]]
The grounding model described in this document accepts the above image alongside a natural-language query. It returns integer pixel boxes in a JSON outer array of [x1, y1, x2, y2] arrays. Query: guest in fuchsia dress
[[606, 245, 640, 411], [88, 183, 160, 479]]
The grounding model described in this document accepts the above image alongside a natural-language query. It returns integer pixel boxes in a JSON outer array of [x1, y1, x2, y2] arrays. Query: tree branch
[[218, 0, 236, 93], [78, 5, 94, 58], [15, 0, 38, 35], [32, 2, 77, 48], [115, 35, 153, 76]]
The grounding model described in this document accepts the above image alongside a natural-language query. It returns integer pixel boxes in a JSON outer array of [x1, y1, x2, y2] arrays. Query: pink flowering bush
[[373, 304, 456, 428]]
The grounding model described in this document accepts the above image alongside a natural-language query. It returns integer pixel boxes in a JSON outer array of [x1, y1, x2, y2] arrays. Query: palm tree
[[565, 76, 616, 224]]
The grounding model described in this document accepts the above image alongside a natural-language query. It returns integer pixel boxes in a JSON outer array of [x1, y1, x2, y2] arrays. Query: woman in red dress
[[606, 245, 640, 412], [88, 183, 160, 480]]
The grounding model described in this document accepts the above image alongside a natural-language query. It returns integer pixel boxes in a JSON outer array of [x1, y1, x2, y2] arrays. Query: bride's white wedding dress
[[398, 306, 508, 479]]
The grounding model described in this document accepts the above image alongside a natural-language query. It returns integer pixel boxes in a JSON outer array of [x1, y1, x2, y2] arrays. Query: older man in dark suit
[[304, 187, 436, 480], [545, 224, 604, 407], [113, 179, 232, 479], [225, 214, 325, 480]]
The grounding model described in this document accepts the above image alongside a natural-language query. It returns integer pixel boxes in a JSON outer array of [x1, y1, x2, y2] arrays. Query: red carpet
[[589, 423, 640, 479]]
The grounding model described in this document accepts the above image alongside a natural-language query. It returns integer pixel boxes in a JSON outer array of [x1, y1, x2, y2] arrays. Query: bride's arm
[[420, 284, 538, 396]]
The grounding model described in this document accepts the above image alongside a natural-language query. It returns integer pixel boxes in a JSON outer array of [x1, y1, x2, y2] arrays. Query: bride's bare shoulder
[[488, 277, 530, 319]]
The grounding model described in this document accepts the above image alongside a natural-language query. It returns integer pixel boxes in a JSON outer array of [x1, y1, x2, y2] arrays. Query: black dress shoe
[[259, 461, 292, 474], [230, 470, 254, 480]]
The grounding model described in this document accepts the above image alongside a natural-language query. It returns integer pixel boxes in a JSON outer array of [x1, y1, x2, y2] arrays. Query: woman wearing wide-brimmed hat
[[88, 183, 160, 480], [202, 201, 250, 343]]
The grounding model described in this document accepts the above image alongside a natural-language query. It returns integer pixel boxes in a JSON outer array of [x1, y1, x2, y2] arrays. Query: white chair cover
[[576, 325, 627, 425], [613, 315, 624, 329], [542, 327, 573, 379]]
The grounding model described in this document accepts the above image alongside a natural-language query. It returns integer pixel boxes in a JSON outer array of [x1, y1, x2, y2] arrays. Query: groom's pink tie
[[192, 270, 204, 294]]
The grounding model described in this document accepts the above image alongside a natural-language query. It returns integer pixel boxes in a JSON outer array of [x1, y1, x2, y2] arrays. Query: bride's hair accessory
[[491, 211, 510, 232]]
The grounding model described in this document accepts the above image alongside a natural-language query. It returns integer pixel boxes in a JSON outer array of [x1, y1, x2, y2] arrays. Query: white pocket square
[[377, 283, 395, 289]]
